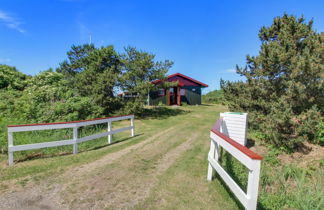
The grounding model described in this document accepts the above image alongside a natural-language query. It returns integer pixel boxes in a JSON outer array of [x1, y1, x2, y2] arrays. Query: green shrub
[[181, 101, 188, 106], [0, 44, 174, 154], [202, 90, 224, 104], [158, 101, 165, 106], [259, 163, 324, 210], [0, 65, 29, 90], [315, 120, 324, 146], [120, 100, 145, 116], [6, 70, 104, 122], [221, 14, 324, 150]]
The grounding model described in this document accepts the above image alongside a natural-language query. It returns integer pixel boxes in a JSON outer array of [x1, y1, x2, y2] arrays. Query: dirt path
[[0, 123, 198, 209]]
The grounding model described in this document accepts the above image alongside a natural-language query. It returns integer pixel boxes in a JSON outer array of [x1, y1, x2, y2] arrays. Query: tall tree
[[120, 46, 173, 113], [57, 44, 96, 78], [57, 44, 121, 115], [221, 14, 324, 149], [75, 45, 121, 114]]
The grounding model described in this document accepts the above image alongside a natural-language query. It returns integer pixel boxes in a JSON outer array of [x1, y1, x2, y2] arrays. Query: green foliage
[[57, 45, 122, 115], [202, 89, 224, 104], [259, 163, 324, 210], [158, 101, 165, 107], [0, 70, 105, 152], [57, 44, 96, 78], [181, 101, 188, 106], [0, 45, 172, 121], [120, 46, 173, 114], [56, 45, 173, 116], [315, 121, 324, 145], [0, 64, 29, 90], [221, 14, 324, 150], [0, 89, 23, 117], [0, 44, 173, 153], [219, 149, 248, 192], [11, 70, 103, 122], [223, 131, 324, 210], [263, 147, 281, 165], [121, 101, 145, 115]]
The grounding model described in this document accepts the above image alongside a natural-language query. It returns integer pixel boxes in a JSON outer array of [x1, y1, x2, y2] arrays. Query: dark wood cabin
[[149, 73, 208, 106]]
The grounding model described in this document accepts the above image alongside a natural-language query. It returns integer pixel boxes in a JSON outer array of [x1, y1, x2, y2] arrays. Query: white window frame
[[180, 88, 186, 96], [158, 88, 165, 96]]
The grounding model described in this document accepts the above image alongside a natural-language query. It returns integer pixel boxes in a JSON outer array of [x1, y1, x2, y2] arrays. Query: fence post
[[246, 160, 261, 210], [73, 127, 78, 154], [8, 132, 14, 165], [108, 121, 112, 144], [207, 139, 216, 181], [131, 116, 135, 137]]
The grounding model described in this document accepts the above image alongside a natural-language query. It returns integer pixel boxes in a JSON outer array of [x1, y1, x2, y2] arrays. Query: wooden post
[[177, 87, 181, 106], [73, 127, 78, 154], [8, 132, 13, 165], [207, 138, 220, 181], [147, 91, 150, 106], [108, 121, 112, 144], [207, 139, 216, 181], [131, 117, 135, 137], [167, 89, 170, 105], [246, 160, 261, 210]]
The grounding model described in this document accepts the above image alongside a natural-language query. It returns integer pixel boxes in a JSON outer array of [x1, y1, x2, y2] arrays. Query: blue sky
[[0, 0, 323, 93]]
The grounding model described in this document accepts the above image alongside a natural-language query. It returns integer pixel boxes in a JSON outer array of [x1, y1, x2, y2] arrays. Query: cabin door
[[169, 87, 179, 105], [177, 87, 181, 105]]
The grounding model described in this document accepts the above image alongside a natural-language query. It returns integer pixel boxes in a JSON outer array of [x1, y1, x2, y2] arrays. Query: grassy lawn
[[0, 104, 323, 209]]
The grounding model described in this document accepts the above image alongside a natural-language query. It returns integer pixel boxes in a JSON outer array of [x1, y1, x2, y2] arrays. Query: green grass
[[258, 154, 324, 210], [202, 89, 224, 104], [136, 121, 241, 210], [0, 104, 323, 209], [0, 105, 197, 181]]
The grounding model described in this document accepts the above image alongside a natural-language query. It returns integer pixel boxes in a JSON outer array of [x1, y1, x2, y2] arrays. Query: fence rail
[[207, 117, 262, 210], [8, 115, 135, 165]]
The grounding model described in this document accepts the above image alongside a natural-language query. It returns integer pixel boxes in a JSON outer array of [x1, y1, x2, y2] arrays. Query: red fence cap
[[7, 114, 133, 127], [211, 126, 263, 160]]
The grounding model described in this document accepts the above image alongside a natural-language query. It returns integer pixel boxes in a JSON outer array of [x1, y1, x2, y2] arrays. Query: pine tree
[[120, 46, 173, 114], [221, 14, 324, 150]]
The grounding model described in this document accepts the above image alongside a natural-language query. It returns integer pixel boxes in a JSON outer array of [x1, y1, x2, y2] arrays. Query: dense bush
[[0, 44, 173, 153], [0, 65, 30, 90], [3, 70, 103, 122], [221, 14, 324, 150], [0, 44, 172, 122], [202, 89, 224, 104]]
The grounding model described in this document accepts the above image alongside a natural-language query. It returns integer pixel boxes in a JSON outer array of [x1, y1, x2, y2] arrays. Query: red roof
[[152, 73, 208, 87]]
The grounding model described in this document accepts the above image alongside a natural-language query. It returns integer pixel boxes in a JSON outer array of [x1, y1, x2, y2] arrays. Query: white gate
[[207, 117, 262, 210]]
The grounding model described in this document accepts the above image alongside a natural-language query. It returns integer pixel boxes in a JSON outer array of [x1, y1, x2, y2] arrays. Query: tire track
[[0, 126, 178, 210]]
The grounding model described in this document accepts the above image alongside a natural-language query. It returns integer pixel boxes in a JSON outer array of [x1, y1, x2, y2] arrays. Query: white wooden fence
[[7, 115, 135, 165], [207, 117, 262, 210]]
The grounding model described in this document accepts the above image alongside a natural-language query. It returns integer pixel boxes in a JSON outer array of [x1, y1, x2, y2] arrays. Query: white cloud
[[225, 69, 236, 73], [0, 10, 25, 33]]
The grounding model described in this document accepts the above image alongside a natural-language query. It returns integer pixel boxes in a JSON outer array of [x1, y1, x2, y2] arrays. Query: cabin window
[[169, 88, 174, 95], [158, 89, 165, 96], [192, 88, 196, 91], [180, 88, 186, 96]]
